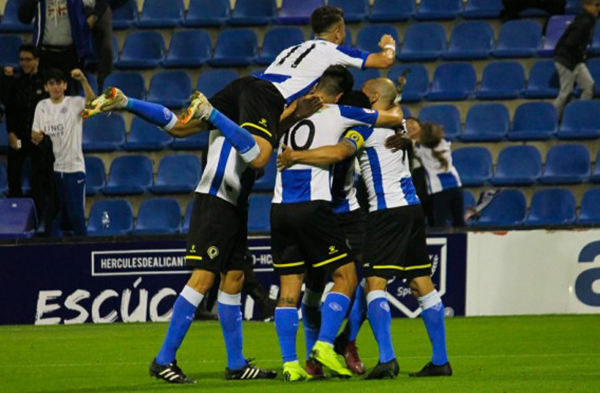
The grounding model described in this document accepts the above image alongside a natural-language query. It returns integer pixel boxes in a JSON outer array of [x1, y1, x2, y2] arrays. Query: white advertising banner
[[466, 230, 600, 316]]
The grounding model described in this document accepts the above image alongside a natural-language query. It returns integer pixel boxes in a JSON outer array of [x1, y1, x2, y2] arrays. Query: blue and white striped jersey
[[331, 157, 361, 214], [414, 140, 462, 195]]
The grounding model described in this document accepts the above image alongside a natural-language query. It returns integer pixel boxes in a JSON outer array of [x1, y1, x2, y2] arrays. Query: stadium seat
[[184, 0, 230, 27], [592, 149, 600, 183], [398, 23, 446, 61], [525, 60, 560, 98], [147, 71, 192, 109], [369, 0, 415, 21], [476, 62, 526, 100], [150, 154, 202, 195], [0, 198, 36, 238], [278, 0, 325, 24], [0, 35, 22, 68], [525, 189, 576, 226], [586, 58, 600, 97], [209, 29, 258, 66], [111, 0, 138, 30], [196, 70, 239, 98], [427, 63, 477, 101], [258, 27, 305, 65], [124, 118, 173, 152], [115, 32, 165, 69], [231, 0, 276, 25], [82, 114, 126, 152], [566, 0, 583, 15], [461, 104, 509, 142], [349, 68, 381, 89], [539, 15, 575, 57], [387, 64, 429, 102], [557, 101, 600, 140], [137, 0, 183, 28], [578, 188, 600, 225], [492, 146, 542, 186], [418, 105, 462, 140], [182, 200, 194, 234], [356, 25, 399, 55], [589, 21, 600, 56], [540, 144, 591, 184], [401, 106, 412, 119], [170, 132, 210, 150], [133, 198, 182, 235], [329, 0, 369, 22], [443, 22, 494, 60], [0, 0, 33, 32], [103, 155, 153, 195], [163, 30, 211, 68], [416, 0, 462, 20], [103, 72, 145, 100], [0, 161, 7, 196], [474, 190, 527, 227], [462, 0, 503, 19], [452, 147, 492, 186], [85, 156, 106, 196], [508, 102, 557, 141], [248, 194, 272, 233], [253, 154, 277, 191], [493, 20, 543, 58], [87, 199, 134, 236], [463, 190, 476, 215]]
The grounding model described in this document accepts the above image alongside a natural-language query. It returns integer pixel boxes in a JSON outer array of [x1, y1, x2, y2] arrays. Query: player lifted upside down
[[278, 78, 452, 379], [83, 5, 398, 384]]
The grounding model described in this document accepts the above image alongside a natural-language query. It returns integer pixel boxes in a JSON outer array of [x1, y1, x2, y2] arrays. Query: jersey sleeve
[[334, 45, 370, 69], [342, 126, 373, 151], [338, 105, 379, 128]]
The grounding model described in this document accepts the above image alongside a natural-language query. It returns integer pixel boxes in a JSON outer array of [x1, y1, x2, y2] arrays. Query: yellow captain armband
[[344, 129, 365, 150]]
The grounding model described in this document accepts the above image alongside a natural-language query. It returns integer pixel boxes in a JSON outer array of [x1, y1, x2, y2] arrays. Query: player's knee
[[221, 270, 245, 293], [333, 263, 358, 291], [366, 276, 387, 292], [410, 276, 435, 298]]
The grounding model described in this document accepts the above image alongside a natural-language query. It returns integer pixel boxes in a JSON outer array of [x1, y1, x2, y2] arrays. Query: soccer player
[[278, 78, 452, 379]]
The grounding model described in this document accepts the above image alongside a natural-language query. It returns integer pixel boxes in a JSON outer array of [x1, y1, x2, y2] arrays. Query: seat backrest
[[127, 117, 173, 145], [431, 63, 477, 92], [104, 72, 146, 99], [261, 27, 305, 59], [141, 0, 184, 19], [402, 23, 446, 52], [280, 0, 325, 18], [465, 103, 510, 136], [112, 0, 138, 22], [248, 194, 272, 233], [560, 101, 600, 133], [108, 155, 153, 186], [513, 102, 558, 132], [387, 64, 430, 96], [156, 154, 202, 185], [545, 144, 591, 175], [84, 156, 106, 189], [136, 198, 181, 230], [543, 15, 575, 52], [529, 189, 576, 223], [148, 71, 192, 97], [579, 188, 600, 222], [495, 145, 542, 177], [528, 60, 560, 92], [197, 70, 239, 98], [83, 114, 126, 146], [0, 198, 37, 237], [168, 30, 211, 60], [0, 35, 23, 66], [497, 20, 542, 49], [348, 68, 381, 89], [452, 147, 492, 177], [233, 0, 276, 18], [214, 29, 258, 57], [356, 24, 399, 53], [183, 200, 194, 233], [88, 199, 133, 231], [121, 32, 165, 60], [418, 105, 462, 138], [329, 0, 369, 17], [372, 0, 415, 15], [478, 190, 527, 225], [187, 0, 230, 20], [480, 62, 526, 91], [448, 21, 494, 51], [463, 0, 503, 16]]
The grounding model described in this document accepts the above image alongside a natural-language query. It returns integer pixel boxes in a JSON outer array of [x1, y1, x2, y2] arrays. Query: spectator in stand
[[85, 0, 113, 91], [501, 0, 566, 21], [405, 117, 434, 227], [553, 0, 599, 115]]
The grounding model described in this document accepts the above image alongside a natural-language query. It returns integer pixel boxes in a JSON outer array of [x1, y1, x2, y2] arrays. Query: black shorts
[[363, 204, 432, 280], [209, 76, 285, 147], [271, 201, 354, 275], [335, 208, 366, 255], [185, 193, 249, 273]]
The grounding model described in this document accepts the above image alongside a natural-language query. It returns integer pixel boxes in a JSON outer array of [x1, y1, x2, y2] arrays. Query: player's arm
[[277, 139, 356, 170], [248, 135, 273, 170], [364, 34, 396, 69], [278, 95, 323, 140], [374, 105, 404, 129], [71, 69, 95, 102]]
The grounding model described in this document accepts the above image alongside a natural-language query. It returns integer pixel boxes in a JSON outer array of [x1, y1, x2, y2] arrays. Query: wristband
[[384, 44, 396, 51]]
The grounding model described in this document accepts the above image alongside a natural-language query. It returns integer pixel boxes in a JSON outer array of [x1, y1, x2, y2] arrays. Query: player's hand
[[385, 133, 413, 153], [8, 132, 19, 150], [31, 131, 44, 146], [277, 145, 296, 170], [294, 94, 323, 121], [3, 67, 14, 77], [87, 15, 98, 29], [71, 69, 86, 82], [378, 34, 396, 50]]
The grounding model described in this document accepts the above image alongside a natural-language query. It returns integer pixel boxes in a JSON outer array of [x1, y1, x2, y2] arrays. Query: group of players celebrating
[[84, 6, 451, 383]]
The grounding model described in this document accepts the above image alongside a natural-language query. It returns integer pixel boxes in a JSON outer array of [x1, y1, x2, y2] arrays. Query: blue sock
[[318, 292, 351, 345], [274, 307, 299, 363], [301, 289, 322, 359], [217, 291, 247, 370], [367, 290, 395, 363], [126, 98, 176, 130], [418, 290, 449, 366], [156, 286, 203, 365], [343, 282, 367, 342], [208, 108, 260, 163]]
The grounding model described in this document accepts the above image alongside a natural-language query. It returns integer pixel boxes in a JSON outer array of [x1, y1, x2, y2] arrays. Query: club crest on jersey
[[328, 246, 338, 255], [207, 246, 219, 259]]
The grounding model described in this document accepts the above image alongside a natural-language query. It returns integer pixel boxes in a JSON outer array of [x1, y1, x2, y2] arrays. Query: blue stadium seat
[[115, 32, 165, 69], [557, 101, 600, 140], [462, 0, 503, 19], [170, 132, 210, 150], [387, 64, 429, 102], [0, 122, 8, 153], [0, 198, 36, 238], [103, 155, 153, 195], [150, 154, 202, 195], [82, 114, 126, 153], [398, 23, 446, 61], [443, 22, 494, 60], [124, 118, 173, 151], [540, 15, 575, 57], [578, 188, 600, 225], [370, 0, 415, 21], [589, 21, 600, 56], [0, 35, 22, 68], [401, 106, 412, 119], [476, 62, 526, 99], [452, 147, 492, 186], [329, 0, 369, 22], [182, 200, 194, 234], [137, 0, 183, 28], [184, 0, 230, 27], [231, 0, 276, 25], [0, 0, 32, 32], [418, 104, 462, 140], [463, 190, 476, 215], [87, 199, 134, 236], [196, 70, 239, 98], [85, 156, 106, 196], [111, 0, 138, 30], [253, 154, 277, 191], [349, 68, 381, 89], [248, 194, 272, 233], [525, 60, 560, 98], [509, 102, 557, 141], [0, 161, 7, 196], [592, 149, 600, 183], [566, 0, 583, 14], [416, 0, 462, 20], [103, 72, 145, 100], [77, 73, 98, 98], [427, 63, 476, 101], [258, 27, 305, 65], [209, 29, 258, 66], [540, 144, 591, 185], [461, 104, 509, 142], [133, 198, 182, 235], [356, 25, 399, 55], [163, 30, 211, 68], [475, 190, 527, 227], [278, 0, 325, 24], [586, 58, 600, 97], [147, 71, 192, 109], [525, 189, 576, 226], [493, 20, 542, 58], [492, 146, 541, 186]]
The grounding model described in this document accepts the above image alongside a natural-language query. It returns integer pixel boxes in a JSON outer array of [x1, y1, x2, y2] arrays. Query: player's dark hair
[[311, 6, 344, 35], [44, 68, 66, 84], [338, 90, 371, 109], [318, 65, 354, 96], [420, 122, 448, 171], [19, 44, 38, 58]]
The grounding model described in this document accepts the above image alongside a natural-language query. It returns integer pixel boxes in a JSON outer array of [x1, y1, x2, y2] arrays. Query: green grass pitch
[[1, 315, 599, 392]]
